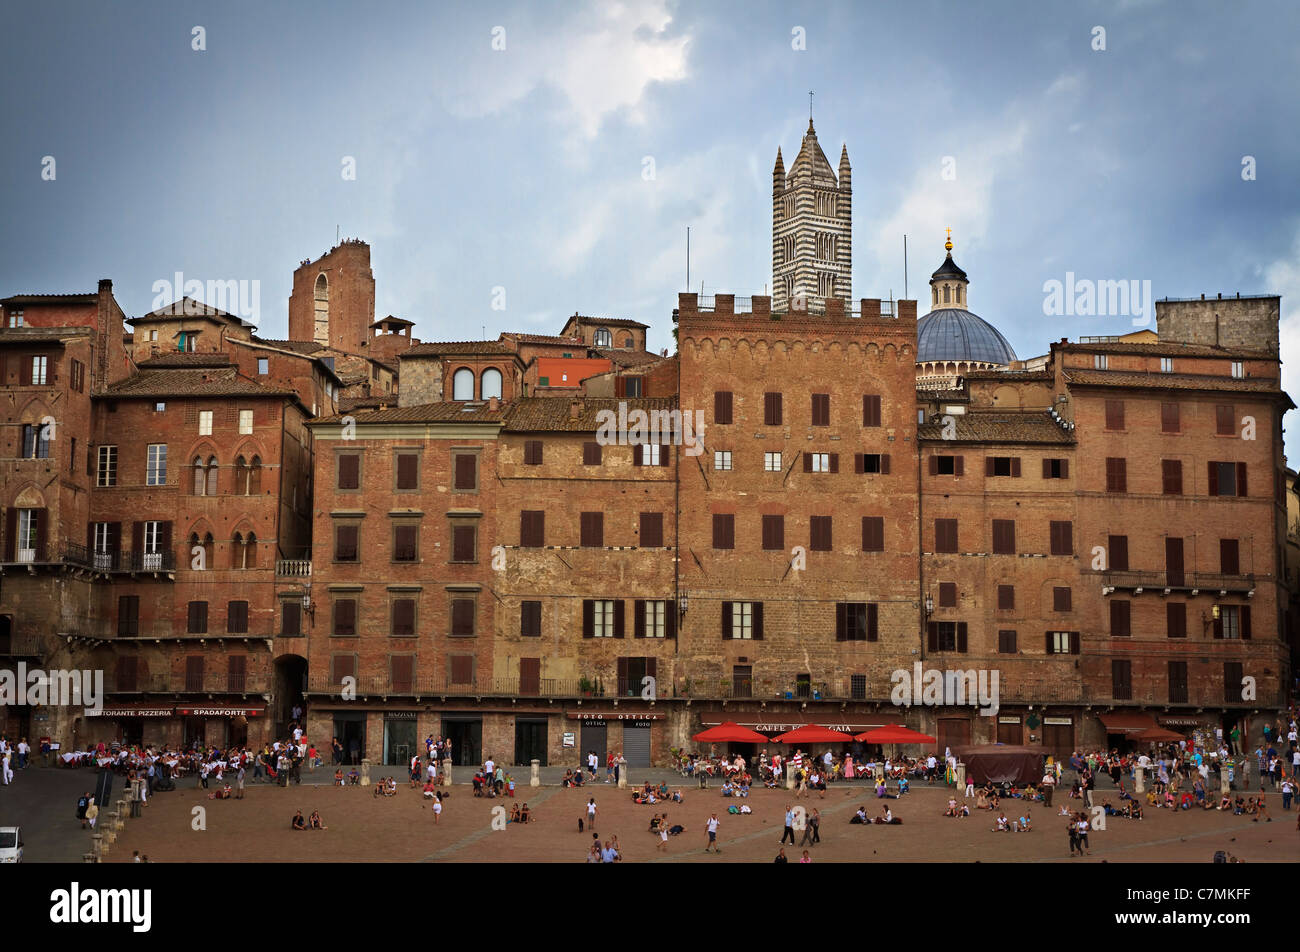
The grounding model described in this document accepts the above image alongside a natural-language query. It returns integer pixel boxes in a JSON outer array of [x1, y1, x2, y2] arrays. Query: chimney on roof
[[569, 398, 582, 419], [98, 279, 112, 293], [489, 396, 499, 412]]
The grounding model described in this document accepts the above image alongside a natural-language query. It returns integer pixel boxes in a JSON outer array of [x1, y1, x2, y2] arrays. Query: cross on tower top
[[809, 90, 813, 120]]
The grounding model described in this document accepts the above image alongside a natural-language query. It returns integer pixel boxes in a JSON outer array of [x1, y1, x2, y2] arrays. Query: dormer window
[[178, 331, 198, 352], [593, 328, 612, 347]]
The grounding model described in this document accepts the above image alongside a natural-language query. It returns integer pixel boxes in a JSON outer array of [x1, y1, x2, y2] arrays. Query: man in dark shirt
[[774, 848, 788, 863]]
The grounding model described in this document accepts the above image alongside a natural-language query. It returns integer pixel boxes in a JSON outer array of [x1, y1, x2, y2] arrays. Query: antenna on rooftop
[[904, 235, 909, 300], [686, 226, 690, 292]]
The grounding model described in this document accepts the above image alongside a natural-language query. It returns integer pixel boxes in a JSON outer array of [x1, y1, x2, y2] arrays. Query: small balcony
[[1099, 569, 1255, 596], [276, 559, 312, 577]]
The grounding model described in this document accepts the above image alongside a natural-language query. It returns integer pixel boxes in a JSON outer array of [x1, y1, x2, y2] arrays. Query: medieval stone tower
[[287, 239, 376, 352], [772, 119, 852, 314]]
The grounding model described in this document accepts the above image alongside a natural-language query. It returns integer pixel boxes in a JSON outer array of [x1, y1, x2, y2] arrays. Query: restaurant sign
[[176, 707, 264, 717], [85, 708, 173, 718], [1158, 716, 1201, 727], [1043, 717, 1073, 726]]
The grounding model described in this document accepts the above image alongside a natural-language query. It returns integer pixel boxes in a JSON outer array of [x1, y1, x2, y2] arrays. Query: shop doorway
[[183, 717, 206, 749], [623, 722, 651, 767], [120, 718, 144, 747], [273, 654, 308, 736], [579, 722, 607, 766], [443, 717, 482, 766], [1040, 720, 1074, 758], [334, 715, 366, 764], [514, 718, 548, 766], [937, 717, 970, 754], [384, 717, 417, 766], [996, 718, 1022, 745]]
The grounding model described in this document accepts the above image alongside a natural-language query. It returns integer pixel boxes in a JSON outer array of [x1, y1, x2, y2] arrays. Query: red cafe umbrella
[[771, 724, 853, 745], [692, 722, 770, 744], [854, 724, 937, 744], [1134, 727, 1184, 744]]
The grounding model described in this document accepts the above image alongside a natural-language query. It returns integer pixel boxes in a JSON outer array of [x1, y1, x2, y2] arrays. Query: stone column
[[90, 833, 104, 861], [617, 758, 627, 789], [441, 759, 453, 787], [360, 758, 371, 787], [955, 762, 966, 791], [530, 759, 540, 787], [1134, 766, 1145, 793], [1219, 761, 1230, 795]]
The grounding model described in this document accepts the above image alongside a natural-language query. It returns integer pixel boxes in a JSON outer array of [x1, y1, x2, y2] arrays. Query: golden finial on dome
[[944, 227, 953, 253]]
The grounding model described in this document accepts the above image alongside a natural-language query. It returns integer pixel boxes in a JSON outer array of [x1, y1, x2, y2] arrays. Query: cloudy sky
[[3, 0, 1298, 441]]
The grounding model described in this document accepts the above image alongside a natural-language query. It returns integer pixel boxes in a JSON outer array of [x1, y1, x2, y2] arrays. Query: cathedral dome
[[917, 308, 1018, 365], [917, 234, 1016, 369]]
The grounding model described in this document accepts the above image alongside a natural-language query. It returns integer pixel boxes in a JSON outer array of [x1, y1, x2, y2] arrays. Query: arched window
[[249, 455, 262, 495], [313, 273, 329, 344], [231, 532, 244, 569], [188, 532, 214, 570], [956, 285, 963, 305], [943, 284, 951, 304], [622, 336, 634, 348], [480, 368, 502, 400], [234, 456, 248, 495], [593, 328, 612, 347], [452, 368, 475, 400], [242, 531, 257, 569], [193, 457, 206, 495], [205, 456, 218, 496]]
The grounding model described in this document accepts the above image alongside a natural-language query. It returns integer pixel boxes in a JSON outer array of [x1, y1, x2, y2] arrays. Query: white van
[[0, 827, 22, 863]]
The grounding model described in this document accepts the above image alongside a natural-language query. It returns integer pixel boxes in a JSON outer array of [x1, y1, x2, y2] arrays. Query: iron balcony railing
[[0, 634, 46, 657], [305, 674, 593, 698], [107, 672, 265, 695], [60, 544, 177, 573], [1098, 569, 1256, 594]]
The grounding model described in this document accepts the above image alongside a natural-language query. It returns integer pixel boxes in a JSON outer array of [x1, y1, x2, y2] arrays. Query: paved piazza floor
[[76, 773, 1299, 864]]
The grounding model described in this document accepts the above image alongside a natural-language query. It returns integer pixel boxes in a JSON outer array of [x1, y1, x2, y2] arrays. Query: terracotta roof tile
[[566, 315, 649, 329], [404, 340, 514, 356], [918, 411, 1074, 445], [250, 338, 326, 355], [100, 367, 294, 399], [501, 333, 585, 345], [137, 352, 233, 368], [313, 401, 507, 425], [504, 396, 678, 432], [1063, 368, 1281, 394], [592, 348, 668, 368], [1060, 340, 1277, 360]]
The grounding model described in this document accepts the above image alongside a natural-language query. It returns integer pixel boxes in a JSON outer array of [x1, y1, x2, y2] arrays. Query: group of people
[[0, 735, 30, 784], [290, 809, 327, 830]]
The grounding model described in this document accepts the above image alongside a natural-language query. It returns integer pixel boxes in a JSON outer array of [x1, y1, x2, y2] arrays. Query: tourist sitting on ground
[[385, 777, 398, 797], [1126, 801, 1145, 819], [648, 813, 662, 833], [519, 803, 532, 823], [672, 788, 684, 802], [657, 781, 670, 799], [944, 798, 958, 817], [960, 803, 971, 817], [738, 803, 751, 814], [874, 806, 901, 825], [308, 810, 326, 830], [373, 779, 385, 798], [1014, 812, 1032, 832], [422, 780, 437, 799], [850, 806, 869, 824], [721, 780, 735, 797], [1218, 794, 1232, 811], [897, 776, 910, 796], [509, 803, 522, 823], [291, 810, 307, 830], [738, 780, 750, 797], [334, 769, 344, 786], [347, 768, 360, 785], [562, 769, 576, 787], [1180, 792, 1194, 810], [666, 821, 686, 835], [975, 791, 990, 810], [993, 812, 1010, 832]]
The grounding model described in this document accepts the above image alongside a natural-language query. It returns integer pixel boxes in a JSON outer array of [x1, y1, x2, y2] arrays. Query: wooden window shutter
[[803, 453, 813, 473], [1045, 631, 1054, 653], [583, 441, 601, 466], [1061, 459, 1069, 479], [616, 657, 629, 689], [881, 454, 890, 474], [1041, 458, 1051, 479], [752, 602, 763, 640], [854, 454, 865, 474], [1011, 457, 1021, 477], [454, 454, 477, 489], [954, 455, 964, 476], [338, 454, 359, 489], [634, 600, 645, 638], [828, 453, 839, 473], [335, 599, 356, 637], [927, 622, 938, 652], [714, 391, 733, 424], [1161, 402, 1179, 432], [34, 509, 48, 561], [1236, 462, 1247, 497], [282, 601, 302, 637], [1241, 605, 1251, 640], [659, 445, 669, 467], [612, 601, 624, 638], [632, 444, 643, 466], [639, 512, 663, 547], [1070, 632, 1081, 655], [1216, 404, 1234, 435], [930, 456, 939, 476], [721, 602, 732, 640], [862, 516, 883, 552], [582, 600, 594, 639], [3, 509, 14, 561], [614, 376, 627, 398], [867, 603, 878, 641], [1110, 599, 1130, 637], [835, 603, 846, 641], [451, 599, 475, 637], [665, 603, 676, 640], [1207, 461, 1219, 497], [956, 622, 968, 653], [393, 599, 415, 637], [132, 521, 144, 555], [862, 394, 881, 427], [985, 457, 995, 477]]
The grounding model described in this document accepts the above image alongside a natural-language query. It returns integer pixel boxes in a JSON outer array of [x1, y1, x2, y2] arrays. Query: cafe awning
[[693, 722, 770, 743], [1097, 712, 1157, 735]]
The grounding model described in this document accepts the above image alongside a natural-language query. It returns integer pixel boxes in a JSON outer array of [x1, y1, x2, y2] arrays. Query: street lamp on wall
[[1201, 603, 1220, 636], [924, 592, 934, 618], [678, 590, 688, 618]]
